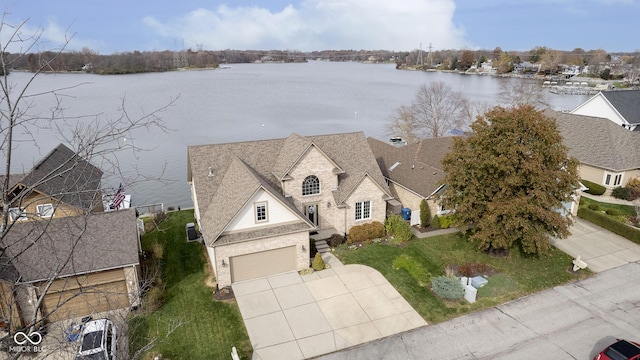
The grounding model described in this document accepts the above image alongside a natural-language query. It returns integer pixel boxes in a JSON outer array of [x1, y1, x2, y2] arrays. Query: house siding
[[226, 189, 300, 231], [284, 146, 340, 230], [10, 192, 83, 222], [572, 95, 626, 126], [343, 176, 388, 233], [211, 231, 309, 287]]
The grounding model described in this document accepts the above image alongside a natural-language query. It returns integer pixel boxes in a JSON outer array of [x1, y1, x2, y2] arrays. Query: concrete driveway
[[232, 256, 427, 360], [551, 218, 640, 272]]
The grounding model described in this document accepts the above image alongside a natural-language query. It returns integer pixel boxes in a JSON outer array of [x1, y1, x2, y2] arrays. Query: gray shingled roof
[[1, 209, 139, 283], [367, 137, 454, 198], [548, 110, 640, 172], [13, 144, 103, 211], [188, 132, 390, 244], [601, 90, 640, 126]]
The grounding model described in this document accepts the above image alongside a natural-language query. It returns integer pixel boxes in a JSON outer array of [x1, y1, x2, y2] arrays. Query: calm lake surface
[[6, 61, 588, 208]]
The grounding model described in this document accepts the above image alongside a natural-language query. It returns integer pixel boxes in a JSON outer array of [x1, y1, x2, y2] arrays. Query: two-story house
[[187, 132, 393, 287], [0, 144, 141, 328]]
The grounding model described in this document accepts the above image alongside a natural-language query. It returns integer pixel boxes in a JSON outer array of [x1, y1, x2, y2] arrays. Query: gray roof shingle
[[2, 209, 139, 283], [601, 90, 640, 126], [367, 137, 454, 198], [547, 110, 640, 172], [13, 144, 103, 211]]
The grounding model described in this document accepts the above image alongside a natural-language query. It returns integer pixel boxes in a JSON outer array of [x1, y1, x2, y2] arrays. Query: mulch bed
[[213, 286, 235, 301]]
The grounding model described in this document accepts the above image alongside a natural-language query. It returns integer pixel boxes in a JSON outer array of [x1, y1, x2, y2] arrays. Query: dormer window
[[37, 203, 54, 218], [9, 207, 26, 222], [302, 175, 320, 196]]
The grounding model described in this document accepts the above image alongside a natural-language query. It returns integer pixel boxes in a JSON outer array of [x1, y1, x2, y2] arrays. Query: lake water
[[5, 62, 588, 208]]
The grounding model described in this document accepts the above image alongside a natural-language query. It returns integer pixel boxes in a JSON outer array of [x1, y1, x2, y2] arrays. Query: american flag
[[111, 183, 126, 210]]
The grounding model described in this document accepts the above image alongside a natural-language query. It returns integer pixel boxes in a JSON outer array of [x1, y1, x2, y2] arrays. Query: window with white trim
[[9, 207, 26, 222], [355, 201, 371, 220], [604, 172, 623, 186], [37, 203, 54, 218], [302, 175, 320, 196], [255, 202, 268, 223]]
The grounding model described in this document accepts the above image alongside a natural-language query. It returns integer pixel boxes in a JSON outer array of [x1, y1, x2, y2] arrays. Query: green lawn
[[580, 197, 636, 217], [334, 232, 589, 323], [128, 210, 252, 360]]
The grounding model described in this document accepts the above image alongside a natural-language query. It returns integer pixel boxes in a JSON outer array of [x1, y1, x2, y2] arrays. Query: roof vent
[[389, 162, 401, 171], [208, 167, 214, 177]]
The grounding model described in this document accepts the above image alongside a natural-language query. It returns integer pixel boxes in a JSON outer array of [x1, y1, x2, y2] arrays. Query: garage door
[[41, 269, 131, 322], [230, 246, 296, 283]]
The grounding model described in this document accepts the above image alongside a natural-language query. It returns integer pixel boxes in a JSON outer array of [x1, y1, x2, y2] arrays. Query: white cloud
[[142, 0, 467, 51]]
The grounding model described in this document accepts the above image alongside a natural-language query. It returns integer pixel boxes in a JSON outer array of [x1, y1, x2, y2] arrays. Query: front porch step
[[315, 239, 330, 253]]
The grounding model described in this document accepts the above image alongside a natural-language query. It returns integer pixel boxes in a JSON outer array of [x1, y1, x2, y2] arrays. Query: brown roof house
[[188, 132, 393, 287], [551, 110, 640, 193], [367, 137, 455, 226], [0, 144, 141, 330]]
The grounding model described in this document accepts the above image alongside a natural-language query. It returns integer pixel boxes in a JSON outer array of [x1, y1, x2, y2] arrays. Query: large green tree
[[441, 106, 579, 255]]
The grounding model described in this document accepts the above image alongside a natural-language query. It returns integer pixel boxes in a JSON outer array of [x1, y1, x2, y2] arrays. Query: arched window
[[302, 175, 320, 196]]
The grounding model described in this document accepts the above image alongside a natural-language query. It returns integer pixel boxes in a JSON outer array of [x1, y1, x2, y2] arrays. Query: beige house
[[367, 137, 455, 226], [0, 144, 141, 328], [188, 132, 393, 287], [552, 110, 640, 192]]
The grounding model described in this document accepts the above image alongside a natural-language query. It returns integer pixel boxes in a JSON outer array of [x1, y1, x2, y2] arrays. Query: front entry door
[[305, 203, 319, 227]]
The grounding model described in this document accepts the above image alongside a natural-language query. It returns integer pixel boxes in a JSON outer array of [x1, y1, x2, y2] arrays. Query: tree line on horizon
[[3, 46, 639, 76]]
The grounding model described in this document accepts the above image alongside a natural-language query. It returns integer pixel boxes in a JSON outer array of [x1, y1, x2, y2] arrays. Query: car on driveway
[[76, 319, 116, 360], [594, 339, 640, 360]]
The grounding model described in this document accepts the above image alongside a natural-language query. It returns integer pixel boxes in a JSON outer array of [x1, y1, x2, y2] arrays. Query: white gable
[[571, 94, 627, 126], [226, 189, 301, 232]]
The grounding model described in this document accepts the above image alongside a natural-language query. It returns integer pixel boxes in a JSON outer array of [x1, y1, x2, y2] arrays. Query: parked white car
[[76, 319, 116, 360]]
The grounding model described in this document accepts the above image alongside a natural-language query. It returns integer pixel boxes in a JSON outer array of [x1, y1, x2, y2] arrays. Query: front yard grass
[[334, 232, 589, 323], [128, 210, 252, 359]]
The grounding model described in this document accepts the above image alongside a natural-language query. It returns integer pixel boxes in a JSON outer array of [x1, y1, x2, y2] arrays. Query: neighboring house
[[551, 110, 640, 193], [1, 143, 104, 222], [1, 209, 141, 325], [188, 132, 393, 287], [571, 89, 640, 131], [0, 144, 141, 328], [367, 136, 455, 226]]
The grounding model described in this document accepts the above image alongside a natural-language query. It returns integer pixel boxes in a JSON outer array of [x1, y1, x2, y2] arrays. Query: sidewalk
[[411, 227, 459, 239], [581, 191, 637, 206]]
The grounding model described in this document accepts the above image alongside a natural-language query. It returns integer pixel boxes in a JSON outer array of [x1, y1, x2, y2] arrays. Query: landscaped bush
[[431, 276, 464, 300], [612, 186, 640, 201], [312, 252, 326, 271], [327, 234, 345, 248], [384, 215, 413, 244], [347, 221, 385, 243], [605, 208, 621, 216], [581, 179, 606, 195], [578, 207, 640, 244], [458, 263, 490, 277], [587, 203, 600, 211], [438, 215, 455, 229], [432, 215, 441, 229], [420, 199, 431, 228]]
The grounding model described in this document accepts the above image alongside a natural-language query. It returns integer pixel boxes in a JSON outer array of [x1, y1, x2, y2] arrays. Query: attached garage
[[39, 269, 130, 322], [230, 246, 296, 283]]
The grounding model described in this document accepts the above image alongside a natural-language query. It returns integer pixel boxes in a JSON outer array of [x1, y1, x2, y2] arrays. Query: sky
[[1, 0, 638, 54]]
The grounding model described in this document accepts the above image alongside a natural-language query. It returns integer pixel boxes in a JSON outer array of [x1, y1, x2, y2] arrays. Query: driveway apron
[[551, 218, 640, 272], [232, 258, 427, 360]]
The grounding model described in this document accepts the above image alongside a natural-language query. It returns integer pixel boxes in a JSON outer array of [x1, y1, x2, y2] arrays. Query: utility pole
[[416, 42, 424, 67]]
